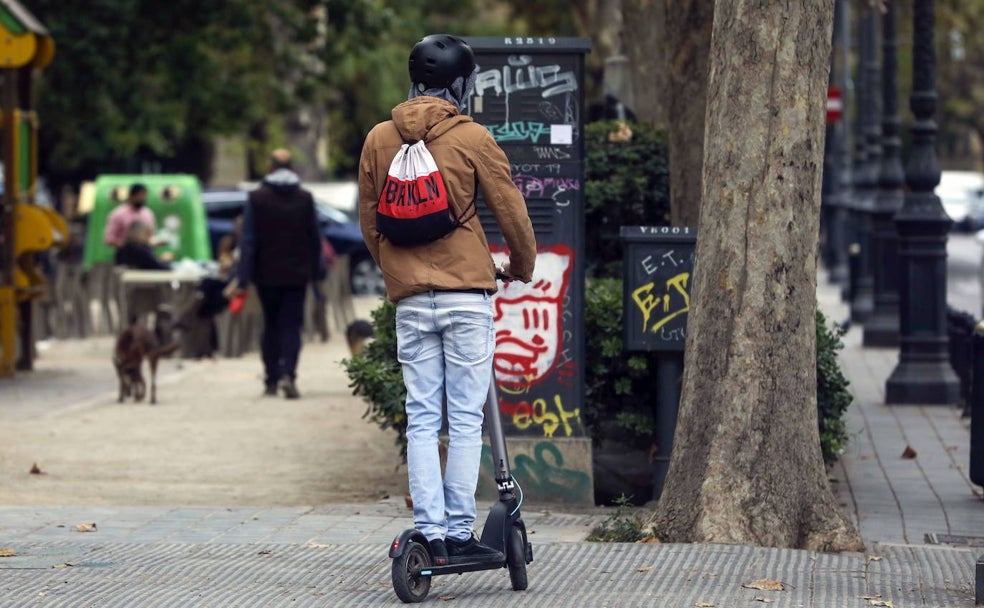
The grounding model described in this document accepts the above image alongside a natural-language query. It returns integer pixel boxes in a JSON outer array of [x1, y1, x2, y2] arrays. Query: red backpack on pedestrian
[[376, 139, 475, 247]]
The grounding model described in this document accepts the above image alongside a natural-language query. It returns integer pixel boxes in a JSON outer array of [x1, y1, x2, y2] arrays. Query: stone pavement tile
[[2, 541, 977, 607]]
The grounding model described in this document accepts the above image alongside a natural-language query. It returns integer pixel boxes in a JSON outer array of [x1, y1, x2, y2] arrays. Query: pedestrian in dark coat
[[236, 149, 325, 398]]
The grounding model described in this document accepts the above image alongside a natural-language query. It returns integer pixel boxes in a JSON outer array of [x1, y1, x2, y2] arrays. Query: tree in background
[[938, 0, 984, 169], [661, 0, 713, 227], [30, 0, 495, 185], [621, 0, 667, 127], [31, 0, 307, 186], [652, 0, 863, 550]]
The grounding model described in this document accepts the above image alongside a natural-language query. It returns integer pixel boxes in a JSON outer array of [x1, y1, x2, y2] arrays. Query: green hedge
[[344, 285, 853, 466], [584, 120, 670, 278]]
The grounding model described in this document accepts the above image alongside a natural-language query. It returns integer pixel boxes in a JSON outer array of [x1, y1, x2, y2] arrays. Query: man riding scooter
[[357, 34, 536, 566]]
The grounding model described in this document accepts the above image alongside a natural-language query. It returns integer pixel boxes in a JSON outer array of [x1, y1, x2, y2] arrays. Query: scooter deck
[[419, 559, 507, 577]]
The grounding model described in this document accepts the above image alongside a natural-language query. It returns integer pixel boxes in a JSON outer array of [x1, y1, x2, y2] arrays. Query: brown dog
[[114, 323, 179, 405]]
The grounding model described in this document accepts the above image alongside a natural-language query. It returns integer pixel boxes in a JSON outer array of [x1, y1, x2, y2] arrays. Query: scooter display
[[388, 277, 533, 603]]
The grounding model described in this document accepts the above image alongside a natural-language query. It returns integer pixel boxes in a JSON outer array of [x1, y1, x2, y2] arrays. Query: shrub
[[583, 276, 661, 447], [584, 120, 670, 278], [342, 299, 407, 457], [587, 494, 657, 542], [816, 309, 853, 465], [583, 278, 855, 466]]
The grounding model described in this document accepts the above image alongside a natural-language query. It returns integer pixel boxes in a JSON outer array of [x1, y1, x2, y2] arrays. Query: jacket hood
[[391, 97, 470, 142], [262, 168, 301, 193]]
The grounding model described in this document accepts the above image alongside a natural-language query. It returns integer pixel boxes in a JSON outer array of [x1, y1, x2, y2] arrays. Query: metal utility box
[[621, 226, 697, 351], [620, 225, 697, 499], [466, 37, 592, 504]]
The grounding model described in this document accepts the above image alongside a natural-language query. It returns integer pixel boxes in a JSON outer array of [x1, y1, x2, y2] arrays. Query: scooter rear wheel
[[392, 540, 432, 603], [507, 525, 528, 591]]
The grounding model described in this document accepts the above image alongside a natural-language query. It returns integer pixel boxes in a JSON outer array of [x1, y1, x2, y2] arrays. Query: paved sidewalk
[[0, 503, 978, 607], [817, 273, 984, 549]]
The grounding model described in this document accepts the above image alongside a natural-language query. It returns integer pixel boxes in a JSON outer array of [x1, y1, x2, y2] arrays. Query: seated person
[[114, 221, 173, 270]]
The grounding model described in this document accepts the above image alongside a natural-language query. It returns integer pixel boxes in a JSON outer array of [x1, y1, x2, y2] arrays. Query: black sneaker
[[263, 384, 277, 397], [445, 535, 504, 565], [279, 377, 300, 399], [428, 538, 448, 566]]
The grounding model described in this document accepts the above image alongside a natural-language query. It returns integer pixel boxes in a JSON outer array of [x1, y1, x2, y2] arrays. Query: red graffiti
[[490, 244, 573, 388]]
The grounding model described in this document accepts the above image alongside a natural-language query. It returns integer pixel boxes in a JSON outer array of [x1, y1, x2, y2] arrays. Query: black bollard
[[652, 351, 683, 501], [885, 0, 959, 405], [972, 322, 984, 488], [847, 243, 861, 306]]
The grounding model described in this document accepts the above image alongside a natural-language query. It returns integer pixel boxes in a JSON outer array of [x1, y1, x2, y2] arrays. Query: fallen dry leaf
[[901, 446, 917, 459], [868, 601, 893, 607], [51, 562, 74, 569], [695, 603, 715, 607], [439, 594, 456, 601], [639, 535, 661, 544], [861, 594, 883, 600], [754, 599, 774, 604], [636, 566, 653, 572], [0, 548, 15, 557], [742, 579, 786, 591], [74, 523, 97, 533], [29, 463, 44, 475], [404, 495, 414, 509], [867, 555, 883, 562], [257, 549, 272, 555]]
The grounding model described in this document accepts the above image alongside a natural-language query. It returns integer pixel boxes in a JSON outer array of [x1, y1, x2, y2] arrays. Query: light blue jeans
[[396, 290, 494, 542]]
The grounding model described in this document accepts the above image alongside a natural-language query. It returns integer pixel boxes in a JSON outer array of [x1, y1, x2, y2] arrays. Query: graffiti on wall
[[490, 245, 573, 386], [481, 441, 592, 504], [489, 245, 583, 437], [632, 270, 691, 339], [622, 227, 696, 352], [473, 54, 581, 145]]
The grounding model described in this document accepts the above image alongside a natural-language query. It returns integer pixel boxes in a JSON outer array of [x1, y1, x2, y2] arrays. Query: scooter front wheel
[[392, 540, 432, 603], [507, 525, 528, 591]]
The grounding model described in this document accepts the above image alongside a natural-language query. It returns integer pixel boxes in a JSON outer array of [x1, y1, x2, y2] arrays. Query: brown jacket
[[358, 97, 536, 302]]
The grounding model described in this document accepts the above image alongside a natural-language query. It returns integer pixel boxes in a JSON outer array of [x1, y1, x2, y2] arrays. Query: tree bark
[[652, 0, 863, 551], [664, 0, 714, 227], [622, 0, 667, 127]]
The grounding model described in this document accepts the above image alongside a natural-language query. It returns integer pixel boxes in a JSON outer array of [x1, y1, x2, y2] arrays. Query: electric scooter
[[388, 276, 533, 603]]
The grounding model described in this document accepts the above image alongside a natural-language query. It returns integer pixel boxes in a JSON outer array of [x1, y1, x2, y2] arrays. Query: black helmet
[[408, 34, 475, 90]]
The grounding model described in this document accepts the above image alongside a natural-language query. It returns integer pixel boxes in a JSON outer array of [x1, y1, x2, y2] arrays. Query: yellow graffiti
[[497, 374, 535, 396], [632, 272, 691, 334], [509, 394, 580, 438]]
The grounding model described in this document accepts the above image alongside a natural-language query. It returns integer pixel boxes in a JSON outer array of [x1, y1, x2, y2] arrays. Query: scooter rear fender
[[389, 529, 429, 559]]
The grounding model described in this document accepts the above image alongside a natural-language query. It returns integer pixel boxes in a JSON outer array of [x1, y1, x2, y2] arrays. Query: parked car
[[937, 171, 984, 231], [202, 189, 385, 296]]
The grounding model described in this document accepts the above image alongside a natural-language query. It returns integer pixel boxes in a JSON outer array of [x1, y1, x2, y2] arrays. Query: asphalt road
[[947, 231, 983, 316]]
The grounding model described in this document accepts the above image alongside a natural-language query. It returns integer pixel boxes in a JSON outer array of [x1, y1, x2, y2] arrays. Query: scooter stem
[[485, 378, 514, 488]]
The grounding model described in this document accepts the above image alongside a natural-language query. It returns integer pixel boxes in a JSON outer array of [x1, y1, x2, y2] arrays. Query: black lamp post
[[824, 0, 850, 285], [849, 7, 879, 324], [863, 0, 903, 348], [885, 0, 959, 405]]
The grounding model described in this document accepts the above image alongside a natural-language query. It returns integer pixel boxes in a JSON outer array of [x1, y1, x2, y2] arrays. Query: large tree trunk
[[652, 0, 862, 551], [664, 0, 714, 227], [622, 0, 667, 127]]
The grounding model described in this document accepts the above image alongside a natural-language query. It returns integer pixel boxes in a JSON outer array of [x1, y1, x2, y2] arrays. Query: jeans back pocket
[[396, 310, 423, 362], [448, 310, 493, 363]]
